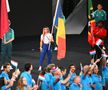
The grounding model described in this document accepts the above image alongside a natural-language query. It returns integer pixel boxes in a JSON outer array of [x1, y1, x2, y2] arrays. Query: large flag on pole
[[52, 0, 66, 60], [88, 0, 96, 47], [0, 0, 10, 39]]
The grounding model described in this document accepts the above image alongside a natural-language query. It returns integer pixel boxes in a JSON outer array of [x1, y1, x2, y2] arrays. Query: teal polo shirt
[[2, 28, 14, 45], [93, 10, 107, 23]]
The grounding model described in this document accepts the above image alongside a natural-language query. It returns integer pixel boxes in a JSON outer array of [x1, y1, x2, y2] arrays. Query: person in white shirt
[[38, 27, 54, 71]]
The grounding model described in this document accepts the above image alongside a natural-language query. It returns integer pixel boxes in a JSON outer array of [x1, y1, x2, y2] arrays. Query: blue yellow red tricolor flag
[[0, 0, 10, 39], [52, 0, 66, 60]]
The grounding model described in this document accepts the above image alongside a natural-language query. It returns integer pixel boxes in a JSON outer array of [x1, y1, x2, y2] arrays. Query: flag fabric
[[11, 60, 18, 68], [96, 39, 103, 46], [88, 0, 96, 47], [38, 74, 45, 81], [53, 0, 66, 60], [0, 0, 10, 39], [88, 31, 94, 46], [102, 53, 108, 58], [89, 50, 96, 56], [88, 0, 93, 20]]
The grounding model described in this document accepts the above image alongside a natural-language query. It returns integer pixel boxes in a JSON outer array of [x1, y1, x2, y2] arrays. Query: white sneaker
[[38, 66, 42, 71], [54, 47, 58, 51]]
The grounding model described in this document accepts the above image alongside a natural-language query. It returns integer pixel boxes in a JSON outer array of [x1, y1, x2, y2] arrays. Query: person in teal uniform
[[102, 58, 108, 90], [0, 63, 20, 90], [1, 20, 14, 65], [50, 66, 72, 90], [66, 64, 77, 87], [92, 66, 102, 90], [60, 66, 67, 90], [69, 76, 81, 90], [93, 4, 107, 25], [20, 63, 34, 88], [80, 65, 95, 90]]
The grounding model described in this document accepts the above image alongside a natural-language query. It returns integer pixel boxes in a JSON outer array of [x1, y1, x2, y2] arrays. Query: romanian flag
[[88, 0, 96, 47], [53, 0, 66, 60], [0, 0, 10, 39]]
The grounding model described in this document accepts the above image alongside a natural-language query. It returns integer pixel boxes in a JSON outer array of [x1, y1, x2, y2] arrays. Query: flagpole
[[6, 0, 10, 12], [48, 0, 60, 50], [51, 0, 60, 34]]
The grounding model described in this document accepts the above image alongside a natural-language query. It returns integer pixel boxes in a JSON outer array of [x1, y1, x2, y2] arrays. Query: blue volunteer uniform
[[39, 33, 52, 66], [81, 74, 94, 90], [102, 67, 108, 90], [68, 72, 76, 85], [20, 71, 33, 88], [41, 73, 53, 90], [92, 74, 102, 90], [51, 76, 62, 90], [61, 76, 66, 90], [0, 71, 10, 90], [69, 83, 80, 90]]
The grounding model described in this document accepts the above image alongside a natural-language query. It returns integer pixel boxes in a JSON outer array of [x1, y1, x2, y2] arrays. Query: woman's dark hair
[[24, 63, 32, 71], [69, 64, 76, 69], [3, 63, 10, 69], [59, 66, 66, 71]]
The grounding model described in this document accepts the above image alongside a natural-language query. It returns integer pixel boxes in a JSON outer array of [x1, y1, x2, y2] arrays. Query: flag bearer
[[38, 27, 54, 71]]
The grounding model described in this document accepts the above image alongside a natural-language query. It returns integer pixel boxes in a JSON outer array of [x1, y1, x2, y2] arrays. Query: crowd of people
[[0, 57, 108, 90], [0, 2, 108, 90]]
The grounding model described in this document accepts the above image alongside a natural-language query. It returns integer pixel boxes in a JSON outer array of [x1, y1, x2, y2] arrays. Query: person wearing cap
[[69, 76, 81, 90], [93, 4, 107, 25], [102, 58, 108, 90], [1, 20, 15, 65], [38, 27, 54, 71]]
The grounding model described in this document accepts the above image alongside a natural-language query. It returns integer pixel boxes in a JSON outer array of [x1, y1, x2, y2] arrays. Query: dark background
[[8, 0, 108, 38], [8, 0, 52, 37]]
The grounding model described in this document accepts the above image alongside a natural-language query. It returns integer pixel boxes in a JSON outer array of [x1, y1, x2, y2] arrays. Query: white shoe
[[38, 66, 42, 71], [54, 47, 58, 51]]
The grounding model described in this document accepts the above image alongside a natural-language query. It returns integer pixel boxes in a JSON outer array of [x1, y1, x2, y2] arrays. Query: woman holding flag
[[38, 27, 54, 71]]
